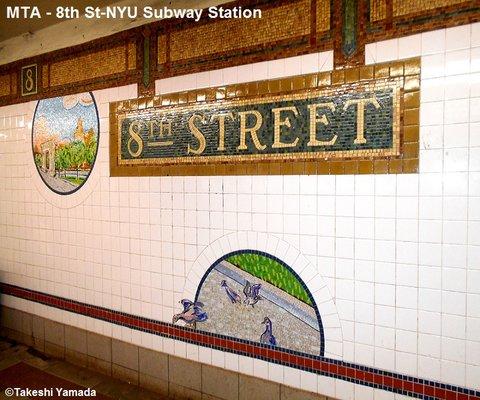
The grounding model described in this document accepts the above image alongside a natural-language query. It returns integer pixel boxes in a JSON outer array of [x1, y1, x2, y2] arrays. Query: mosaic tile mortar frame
[[110, 58, 419, 176]]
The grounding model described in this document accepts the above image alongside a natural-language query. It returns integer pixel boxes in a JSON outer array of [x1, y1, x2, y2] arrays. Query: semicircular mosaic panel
[[173, 250, 324, 357], [32, 92, 99, 195]]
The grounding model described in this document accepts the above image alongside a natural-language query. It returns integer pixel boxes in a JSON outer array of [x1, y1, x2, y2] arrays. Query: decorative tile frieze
[[0, 75, 10, 97], [393, 0, 467, 17], [169, 0, 310, 62], [157, 34, 167, 65], [127, 41, 137, 70], [49, 45, 127, 87], [316, 0, 332, 32], [370, 0, 387, 22], [0, 1, 477, 106]]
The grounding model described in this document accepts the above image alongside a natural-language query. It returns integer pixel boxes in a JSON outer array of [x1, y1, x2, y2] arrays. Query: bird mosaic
[[221, 280, 242, 304], [221, 279, 262, 307], [172, 298, 208, 328], [243, 280, 262, 307], [260, 317, 277, 346]]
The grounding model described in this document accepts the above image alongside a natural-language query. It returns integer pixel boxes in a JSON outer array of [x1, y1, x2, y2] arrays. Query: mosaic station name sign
[[114, 81, 400, 168]]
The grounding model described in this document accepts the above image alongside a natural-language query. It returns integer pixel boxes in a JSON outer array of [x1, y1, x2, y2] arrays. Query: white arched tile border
[[182, 231, 344, 360]]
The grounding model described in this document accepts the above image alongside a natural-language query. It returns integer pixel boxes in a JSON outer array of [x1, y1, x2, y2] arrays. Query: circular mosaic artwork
[[32, 92, 99, 195]]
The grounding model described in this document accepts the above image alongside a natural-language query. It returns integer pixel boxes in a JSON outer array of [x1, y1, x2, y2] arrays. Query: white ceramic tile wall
[[1, 24, 480, 400]]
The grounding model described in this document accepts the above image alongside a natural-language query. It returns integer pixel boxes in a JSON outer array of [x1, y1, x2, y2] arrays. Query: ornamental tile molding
[[0, 0, 478, 106]]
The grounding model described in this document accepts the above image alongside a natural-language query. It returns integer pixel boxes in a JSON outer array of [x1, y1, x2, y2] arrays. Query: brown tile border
[[2, 284, 480, 399], [366, 0, 480, 42], [0, 0, 476, 107], [110, 58, 420, 176], [0, 307, 333, 400]]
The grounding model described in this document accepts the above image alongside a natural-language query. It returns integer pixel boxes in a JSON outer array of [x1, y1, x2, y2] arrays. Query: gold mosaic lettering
[[238, 110, 265, 151], [25, 69, 34, 92], [211, 112, 235, 151], [272, 106, 299, 149], [343, 97, 381, 144], [161, 120, 173, 138], [307, 103, 337, 147], [148, 120, 159, 139], [188, 114, 207, 155], [146, 119, 174, 147], [127, 120, 144, 158]]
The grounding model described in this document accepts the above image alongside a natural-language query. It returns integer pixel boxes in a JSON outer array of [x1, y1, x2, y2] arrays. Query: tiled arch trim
[[1, 282, 480, 400], [182, 232, 343, 360]]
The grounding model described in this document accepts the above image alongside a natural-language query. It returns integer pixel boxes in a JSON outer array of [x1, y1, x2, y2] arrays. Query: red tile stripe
[[1, 282, 479, 400]]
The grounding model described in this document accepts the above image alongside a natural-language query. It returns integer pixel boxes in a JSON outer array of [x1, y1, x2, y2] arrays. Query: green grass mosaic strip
[[227, 253, 313, 305]]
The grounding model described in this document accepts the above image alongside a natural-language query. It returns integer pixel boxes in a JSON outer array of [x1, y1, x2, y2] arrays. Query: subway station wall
[[1, 23, 480, 399]]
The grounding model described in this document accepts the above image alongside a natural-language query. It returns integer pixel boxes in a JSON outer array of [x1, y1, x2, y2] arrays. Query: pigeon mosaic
[[173, 251, 323, 356], [172, 299, 208, 328]]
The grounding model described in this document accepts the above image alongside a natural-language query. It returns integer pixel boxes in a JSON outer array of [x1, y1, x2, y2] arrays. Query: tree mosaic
[[32, 92, 99, 194]]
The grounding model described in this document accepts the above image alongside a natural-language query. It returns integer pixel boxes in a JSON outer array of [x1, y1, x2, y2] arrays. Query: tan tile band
[[50, 45, 127, 87], [169, 0, 310, 62], [393, 0, 467, 17], [0, 75, 10, 97], [370, 0, 387, 21]]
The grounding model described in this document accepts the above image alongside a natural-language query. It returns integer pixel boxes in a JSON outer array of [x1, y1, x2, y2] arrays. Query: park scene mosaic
[[32, 92, 99, 194], [173, 251, 324, 356]]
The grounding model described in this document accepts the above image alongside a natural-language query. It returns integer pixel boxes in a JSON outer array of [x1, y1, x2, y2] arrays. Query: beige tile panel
[[239, 375, 280, 400], [393, 0, 467, 16], [87, 332, 111, 362], [0, 74, 10, 97], [169, 355, 202, 391], [169, 382, 203, 399], [139, 373, 169, 396], [44, 319, 65, 347], [112, 363, 139, 385], [170, 0, 310, 61], [1, 308, 339, 400], [281, 385, 328, 400], [201, 365, 239, 400], [112, 338, 139, 370], [370, 0, 387, 21], [65, 326, 87, 354], [317, 0, 331, 32], [49, 45, 126, 86], [139, 347, 168, 381]]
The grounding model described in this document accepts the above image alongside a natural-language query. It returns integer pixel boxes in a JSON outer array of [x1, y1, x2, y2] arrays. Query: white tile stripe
[[155, 51, 334, 95]]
